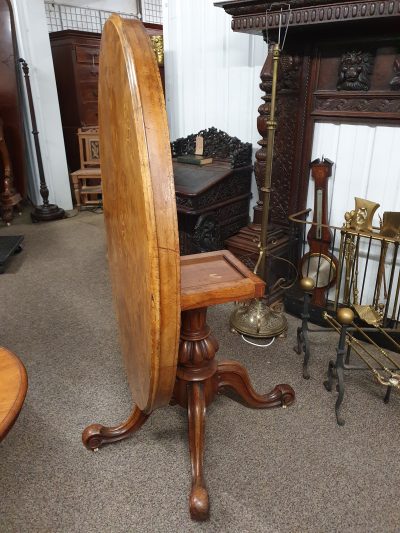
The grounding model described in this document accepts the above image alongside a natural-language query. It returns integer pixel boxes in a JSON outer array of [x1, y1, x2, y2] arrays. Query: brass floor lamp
[[230, 33, 288, 339]]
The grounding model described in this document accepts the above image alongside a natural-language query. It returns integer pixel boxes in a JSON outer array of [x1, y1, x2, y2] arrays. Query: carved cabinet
[[50, 24, 164, 174], [50, 30, 101, 173], [171, 128, 253, 255]]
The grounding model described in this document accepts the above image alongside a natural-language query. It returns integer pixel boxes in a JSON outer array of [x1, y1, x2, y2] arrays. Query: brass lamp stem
[[257, 43, 280, 281], [229, 42, 287, 339]]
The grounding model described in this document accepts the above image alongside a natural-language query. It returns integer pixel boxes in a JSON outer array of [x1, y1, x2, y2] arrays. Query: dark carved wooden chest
[[174, 161, 252, 254], [171, 128, 253, 255]]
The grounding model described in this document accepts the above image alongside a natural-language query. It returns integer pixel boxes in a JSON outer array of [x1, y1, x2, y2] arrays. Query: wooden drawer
[[75, 63, 99, 82], [81, 103, 98, 126], [79, 81, 98, 103], [75, 45, 100, 64]]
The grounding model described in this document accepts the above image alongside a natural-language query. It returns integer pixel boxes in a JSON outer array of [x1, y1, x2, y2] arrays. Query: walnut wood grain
[[82, 407, 148, 450], [188, 382, 209, 521], [0, 346, 28, 442], [180, 250, 265, 311], [99, 16, 180, 414], [217, 360, 295, 408]]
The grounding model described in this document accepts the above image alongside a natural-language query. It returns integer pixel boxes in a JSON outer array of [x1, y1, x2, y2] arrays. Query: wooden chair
[[82, 17, 295, 521], [0, 346, 28, 442], [70, 127, 102, 209]]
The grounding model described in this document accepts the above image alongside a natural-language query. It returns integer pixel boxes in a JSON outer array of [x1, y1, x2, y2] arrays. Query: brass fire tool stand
[[230, 42, 287, 338]]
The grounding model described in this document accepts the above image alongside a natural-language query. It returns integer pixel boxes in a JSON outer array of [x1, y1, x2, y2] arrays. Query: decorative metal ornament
[[344, 197, 380, 233], [230, 40, 287, 339], [336, 307, 354, 325], [299, 276, 315, 293], [230, 298, 287, 338], [150, 35, 164, 66], [300, 252, 336, 288], [352, 304, 383, 326], [380, 211, 400, 238]]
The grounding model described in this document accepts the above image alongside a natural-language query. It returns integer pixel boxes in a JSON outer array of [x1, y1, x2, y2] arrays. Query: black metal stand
[[323, 324, 395, 426], [18, 59, 65, 223], [294, 289, 334, 379], [296, 290, 397, 425], [294, 290, 312, 379], [323, 322, 348, 426]]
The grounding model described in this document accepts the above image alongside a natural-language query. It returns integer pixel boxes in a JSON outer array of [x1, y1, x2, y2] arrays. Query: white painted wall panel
[[163, 0, 267, 212], [309, 122, 400, 228]]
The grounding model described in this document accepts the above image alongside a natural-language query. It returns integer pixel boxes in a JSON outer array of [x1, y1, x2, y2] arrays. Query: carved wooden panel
[[216, 1, 400, 33], [312, 42, 400, 122], [218, 0, 400, 226], [254, 42, 312, 226]]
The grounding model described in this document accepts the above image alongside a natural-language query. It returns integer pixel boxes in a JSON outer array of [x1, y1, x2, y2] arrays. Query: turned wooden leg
[[217, 360, 295, 408], [71, 174, 81, 208], [1, 206, 13, 225], [82, 406, 149, 450], [187, 382, 209, 521]]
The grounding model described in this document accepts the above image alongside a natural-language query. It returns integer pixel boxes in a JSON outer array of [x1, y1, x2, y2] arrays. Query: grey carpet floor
[[1, 211, 400, 533]]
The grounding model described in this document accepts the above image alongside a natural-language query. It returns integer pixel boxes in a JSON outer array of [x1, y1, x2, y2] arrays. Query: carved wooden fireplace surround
[[217, 0, 400, 288]]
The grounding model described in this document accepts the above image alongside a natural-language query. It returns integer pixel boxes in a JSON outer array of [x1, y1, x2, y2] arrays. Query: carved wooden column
[[253, 40, 272, 226]]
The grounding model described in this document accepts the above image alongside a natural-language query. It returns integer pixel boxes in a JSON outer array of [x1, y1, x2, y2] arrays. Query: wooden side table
[[82, 17, 295, 521], [84, 249, 295, 520], [0, 346, 28, 442]]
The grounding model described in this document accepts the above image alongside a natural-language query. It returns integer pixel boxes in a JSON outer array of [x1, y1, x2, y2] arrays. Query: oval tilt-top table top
[[99, 16, 181, 414], [0, 346, 27, 442]]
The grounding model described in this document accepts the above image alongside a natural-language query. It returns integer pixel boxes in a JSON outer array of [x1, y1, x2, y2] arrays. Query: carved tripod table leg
[[217, 360, 295, 409], [82, 406, 149, 450], [187, 381, 209, 521]]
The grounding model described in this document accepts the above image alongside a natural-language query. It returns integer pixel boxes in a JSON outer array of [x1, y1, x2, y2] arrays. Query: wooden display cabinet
[[50, 24, 164, 174]]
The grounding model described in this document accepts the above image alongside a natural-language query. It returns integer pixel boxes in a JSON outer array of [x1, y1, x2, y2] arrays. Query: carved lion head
[[337, 51, 374, 91]]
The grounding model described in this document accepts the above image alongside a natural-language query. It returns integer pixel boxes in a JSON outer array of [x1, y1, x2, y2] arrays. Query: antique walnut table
[[82, 16, 295, 521]]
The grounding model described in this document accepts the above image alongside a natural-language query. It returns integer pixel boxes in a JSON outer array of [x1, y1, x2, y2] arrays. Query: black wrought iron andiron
[[291, 210, 400, 425], [18, 58, 65, 222]]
